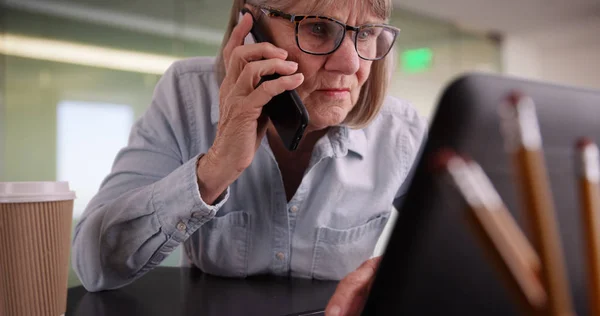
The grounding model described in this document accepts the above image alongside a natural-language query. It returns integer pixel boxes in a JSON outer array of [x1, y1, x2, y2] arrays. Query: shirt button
[[276, 252, 285, 260], [176, 222, 187, 231], [290, 205, 298, 213]]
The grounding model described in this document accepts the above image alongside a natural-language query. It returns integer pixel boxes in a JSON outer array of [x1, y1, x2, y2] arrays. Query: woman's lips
[[317, 89, 351, 99]]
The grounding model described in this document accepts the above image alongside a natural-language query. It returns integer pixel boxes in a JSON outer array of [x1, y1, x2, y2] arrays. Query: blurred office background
[[1, 0, 599, 286]]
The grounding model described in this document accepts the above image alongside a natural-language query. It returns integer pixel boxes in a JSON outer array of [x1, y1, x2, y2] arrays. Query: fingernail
[[328, 305, 341, 316], [287, 61, 298, 68]]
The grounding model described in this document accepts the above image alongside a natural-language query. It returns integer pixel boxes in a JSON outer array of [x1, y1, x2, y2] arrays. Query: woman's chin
[[302, 97, 354, 131], [307, 110, 348, 131]]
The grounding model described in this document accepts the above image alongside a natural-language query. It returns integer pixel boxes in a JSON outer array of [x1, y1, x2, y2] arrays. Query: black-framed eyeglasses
[[254, 6, 401, 61]]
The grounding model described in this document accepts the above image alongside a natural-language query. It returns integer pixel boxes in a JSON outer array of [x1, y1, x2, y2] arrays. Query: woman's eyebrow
[[299, 12, 385, 25], [288, 2, 386, 24]]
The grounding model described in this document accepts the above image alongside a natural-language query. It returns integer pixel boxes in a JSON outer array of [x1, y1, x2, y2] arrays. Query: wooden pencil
[[499, 93, 575, 316], [467, 161, 541, 277], [577, 138, 600, 316], [438, 151, 546, 314]]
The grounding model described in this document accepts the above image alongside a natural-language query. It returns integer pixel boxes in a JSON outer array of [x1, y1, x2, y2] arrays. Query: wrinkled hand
[[325, 257, 381, 316], [197, 12, 304, 203]]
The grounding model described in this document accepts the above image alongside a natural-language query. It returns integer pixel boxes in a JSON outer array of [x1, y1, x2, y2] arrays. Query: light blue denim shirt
[[72, 57, 427, 292]]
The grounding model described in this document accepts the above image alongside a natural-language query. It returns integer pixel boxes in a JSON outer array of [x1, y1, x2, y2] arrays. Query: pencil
[[467, 160, 541, 277], [437, 151, 546, 314], [577, 138, 600, 316], [499, 93, 575, 316]]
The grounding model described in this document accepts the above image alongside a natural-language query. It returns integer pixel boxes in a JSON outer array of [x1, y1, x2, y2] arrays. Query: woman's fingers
[[237, 58, 299, 93], [222, 12, 253, 66], [220, 11, 294, 109], [325, 257, 382, 316], [222, 12, 287, 79], [226, 43, 289, 83], [244, 73, 304, 110]]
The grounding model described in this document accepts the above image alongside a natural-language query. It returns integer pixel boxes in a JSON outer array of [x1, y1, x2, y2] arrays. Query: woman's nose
[[323, 34, 361, 75]]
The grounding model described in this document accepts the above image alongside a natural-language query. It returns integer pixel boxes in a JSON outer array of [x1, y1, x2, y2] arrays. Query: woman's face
[[253, 1, 383, 131]]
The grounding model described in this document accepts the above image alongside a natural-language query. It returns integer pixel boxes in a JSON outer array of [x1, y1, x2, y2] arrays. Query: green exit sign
[[402, 48, 433, 73]]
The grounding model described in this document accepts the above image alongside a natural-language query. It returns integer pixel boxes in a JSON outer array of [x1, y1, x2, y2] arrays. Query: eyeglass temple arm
[[259, 7, 296, 22]]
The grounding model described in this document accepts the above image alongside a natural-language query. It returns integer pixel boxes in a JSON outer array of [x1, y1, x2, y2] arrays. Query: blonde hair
[[215, 0, 393, 129]]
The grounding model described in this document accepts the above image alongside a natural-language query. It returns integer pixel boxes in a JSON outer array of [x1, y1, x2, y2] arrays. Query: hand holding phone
[[196, 12, 304, 203], [240, 8, 309, 151]]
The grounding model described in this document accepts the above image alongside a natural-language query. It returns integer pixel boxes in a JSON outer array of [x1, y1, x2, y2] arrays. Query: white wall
[[538, 43, 600, 90], [502, 18, 600, 90], [501, 37, 541, 81]]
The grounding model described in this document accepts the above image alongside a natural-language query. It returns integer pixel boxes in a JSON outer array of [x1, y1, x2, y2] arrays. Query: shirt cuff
[[151, 153, 230, 242]]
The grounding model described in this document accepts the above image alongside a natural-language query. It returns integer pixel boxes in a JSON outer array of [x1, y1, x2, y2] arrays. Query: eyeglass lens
[[296, 18, 396, 60]]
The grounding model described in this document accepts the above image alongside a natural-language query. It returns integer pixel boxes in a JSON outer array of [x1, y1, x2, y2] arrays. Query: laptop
[[362, 73, 600, 315]]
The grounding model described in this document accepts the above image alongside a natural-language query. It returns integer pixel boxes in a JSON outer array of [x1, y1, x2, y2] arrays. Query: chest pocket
[[184, 211, 250, 278], [311, 213, 390, 280]]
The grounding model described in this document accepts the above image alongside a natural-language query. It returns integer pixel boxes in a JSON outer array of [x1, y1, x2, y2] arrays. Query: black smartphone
[[240, 8, 309, 151]]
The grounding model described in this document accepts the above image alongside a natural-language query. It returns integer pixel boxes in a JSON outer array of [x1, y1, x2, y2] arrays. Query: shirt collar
[[210, 103, 220, 125], [346, 127, 367, 159], [325, 125, 367, 159]]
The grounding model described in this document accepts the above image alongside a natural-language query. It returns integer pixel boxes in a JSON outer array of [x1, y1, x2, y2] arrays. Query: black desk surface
[[66, 267, 338, 316]]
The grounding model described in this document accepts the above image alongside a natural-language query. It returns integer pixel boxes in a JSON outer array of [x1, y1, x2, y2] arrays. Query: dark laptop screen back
[[363, 74, 600, 315]]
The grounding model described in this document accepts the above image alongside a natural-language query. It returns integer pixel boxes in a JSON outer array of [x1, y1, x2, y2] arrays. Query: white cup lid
[[0, 182, 76, 203]]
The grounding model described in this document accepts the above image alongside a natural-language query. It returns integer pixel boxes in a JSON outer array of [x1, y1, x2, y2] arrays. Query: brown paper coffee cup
[[0, 182, 75, 316]]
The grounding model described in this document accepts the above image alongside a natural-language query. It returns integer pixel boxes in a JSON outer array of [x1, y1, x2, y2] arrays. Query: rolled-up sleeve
[[71, 61, 227, 292]]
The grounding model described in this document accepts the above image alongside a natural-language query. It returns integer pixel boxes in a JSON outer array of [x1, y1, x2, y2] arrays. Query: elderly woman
[[72, 0, 426, 314]]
